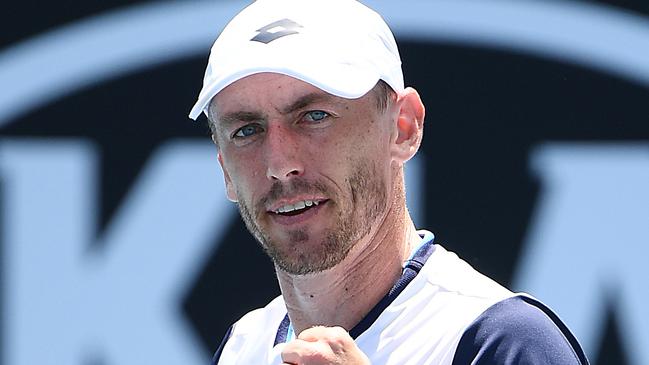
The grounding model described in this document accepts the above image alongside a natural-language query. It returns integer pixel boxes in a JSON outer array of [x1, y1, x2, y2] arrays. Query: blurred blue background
[[1, 1, 648, 364]]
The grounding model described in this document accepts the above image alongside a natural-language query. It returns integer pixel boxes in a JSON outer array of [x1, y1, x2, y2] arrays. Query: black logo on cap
[[251, 19, 303, 44]]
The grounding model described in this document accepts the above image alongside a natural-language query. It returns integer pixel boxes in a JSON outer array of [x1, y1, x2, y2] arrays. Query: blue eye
[[234, 124, 262, 138], [305, 111, 329, 122]]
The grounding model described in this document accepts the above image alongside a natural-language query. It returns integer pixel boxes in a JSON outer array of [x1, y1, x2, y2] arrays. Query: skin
[[210, 72, 425, 364]]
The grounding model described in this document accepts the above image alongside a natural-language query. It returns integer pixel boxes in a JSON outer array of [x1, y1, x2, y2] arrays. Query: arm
[[451, 296, 589, 365]]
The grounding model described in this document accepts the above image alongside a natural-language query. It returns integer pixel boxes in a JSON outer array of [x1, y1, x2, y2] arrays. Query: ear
[[218, 153, 238, 202], [391, 87, 425, 164]]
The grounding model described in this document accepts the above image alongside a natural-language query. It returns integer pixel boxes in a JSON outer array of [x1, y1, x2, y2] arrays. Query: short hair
[[374, 80, 397, 114]]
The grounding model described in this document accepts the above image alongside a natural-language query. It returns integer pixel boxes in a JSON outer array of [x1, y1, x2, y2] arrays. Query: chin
[[267, 234, 356, 275]]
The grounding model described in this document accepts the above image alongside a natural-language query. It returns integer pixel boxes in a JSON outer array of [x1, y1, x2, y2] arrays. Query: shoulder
[[355, 244, 522, 364], [451, 296, 589, 365], [422, 244, 513, 300]]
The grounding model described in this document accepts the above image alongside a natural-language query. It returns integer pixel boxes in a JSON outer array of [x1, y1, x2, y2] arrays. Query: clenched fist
[[281, 326, 371, 365]]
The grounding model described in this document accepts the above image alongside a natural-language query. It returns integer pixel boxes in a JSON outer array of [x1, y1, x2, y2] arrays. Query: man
[[188, 0, 589, 364]]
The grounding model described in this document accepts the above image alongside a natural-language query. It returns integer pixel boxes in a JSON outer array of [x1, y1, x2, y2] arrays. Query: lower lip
[[269, 201, 328, 226]]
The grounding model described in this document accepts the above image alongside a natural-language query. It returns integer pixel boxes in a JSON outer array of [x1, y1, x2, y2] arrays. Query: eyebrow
[[215, 91, 338, 129], [278, 92, 334, 115], [216, 111, 265, 129]]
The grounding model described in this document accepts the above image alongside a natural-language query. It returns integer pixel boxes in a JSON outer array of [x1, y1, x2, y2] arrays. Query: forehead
[[209, 73, 336, 118]]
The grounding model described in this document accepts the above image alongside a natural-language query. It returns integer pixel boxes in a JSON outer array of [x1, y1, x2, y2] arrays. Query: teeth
[[274, 200, 320, 214]]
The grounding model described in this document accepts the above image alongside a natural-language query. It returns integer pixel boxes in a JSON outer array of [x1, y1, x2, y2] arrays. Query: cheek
[[330, 133, 392, 193], [220, 152, 263, 198], [347, 121, 391, 161], [229, 165, 261, 190]]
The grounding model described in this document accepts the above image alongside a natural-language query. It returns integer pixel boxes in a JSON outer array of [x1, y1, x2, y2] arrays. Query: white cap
[[188, 0, 404, 120]]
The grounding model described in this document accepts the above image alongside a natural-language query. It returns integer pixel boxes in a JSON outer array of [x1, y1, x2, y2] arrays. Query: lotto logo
[[251, 18, 303, 44]]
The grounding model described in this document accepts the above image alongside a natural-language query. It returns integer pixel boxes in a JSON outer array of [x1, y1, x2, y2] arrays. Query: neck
[[275, 179, 421, 335]]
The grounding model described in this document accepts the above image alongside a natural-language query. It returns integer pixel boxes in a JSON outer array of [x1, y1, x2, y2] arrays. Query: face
[[211, 73, 397, 275]]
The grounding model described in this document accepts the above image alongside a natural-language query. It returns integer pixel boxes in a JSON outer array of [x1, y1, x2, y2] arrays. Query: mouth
[[267, 199, 329, 223], [273, 199, 318, 214]]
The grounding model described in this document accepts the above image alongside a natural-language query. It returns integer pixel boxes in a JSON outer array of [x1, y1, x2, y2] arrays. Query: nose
[[264, 123, 304, 181]]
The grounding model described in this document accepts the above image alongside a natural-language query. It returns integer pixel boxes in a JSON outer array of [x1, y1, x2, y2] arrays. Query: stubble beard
[[236, 159, 387, 275]]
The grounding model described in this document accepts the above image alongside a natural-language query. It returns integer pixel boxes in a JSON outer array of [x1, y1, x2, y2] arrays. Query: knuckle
[[331, 326, 349, 337], [326, 327, 353, 352], [298, 325, 323, 340]]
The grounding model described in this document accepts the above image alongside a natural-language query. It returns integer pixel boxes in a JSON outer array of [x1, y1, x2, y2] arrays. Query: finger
[[298, 325, 348, 342], [297, 326, 327, 342], [298, 326, 352, 353], [281, 338, 331, 365]]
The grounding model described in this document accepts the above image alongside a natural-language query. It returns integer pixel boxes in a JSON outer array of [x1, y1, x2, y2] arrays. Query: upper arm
[[451, 296, 589, 365]]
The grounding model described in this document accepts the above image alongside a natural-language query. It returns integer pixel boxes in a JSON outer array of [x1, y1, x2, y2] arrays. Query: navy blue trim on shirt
[[273, 233, 437, 345], [451, 296, 590, 365], [274, 312, 291, 346], [350, 238, 436, 339], [210, 325, 234, 365]]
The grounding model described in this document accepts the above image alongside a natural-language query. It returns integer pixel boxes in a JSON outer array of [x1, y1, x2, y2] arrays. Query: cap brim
[[188, 59, 379, 120]]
